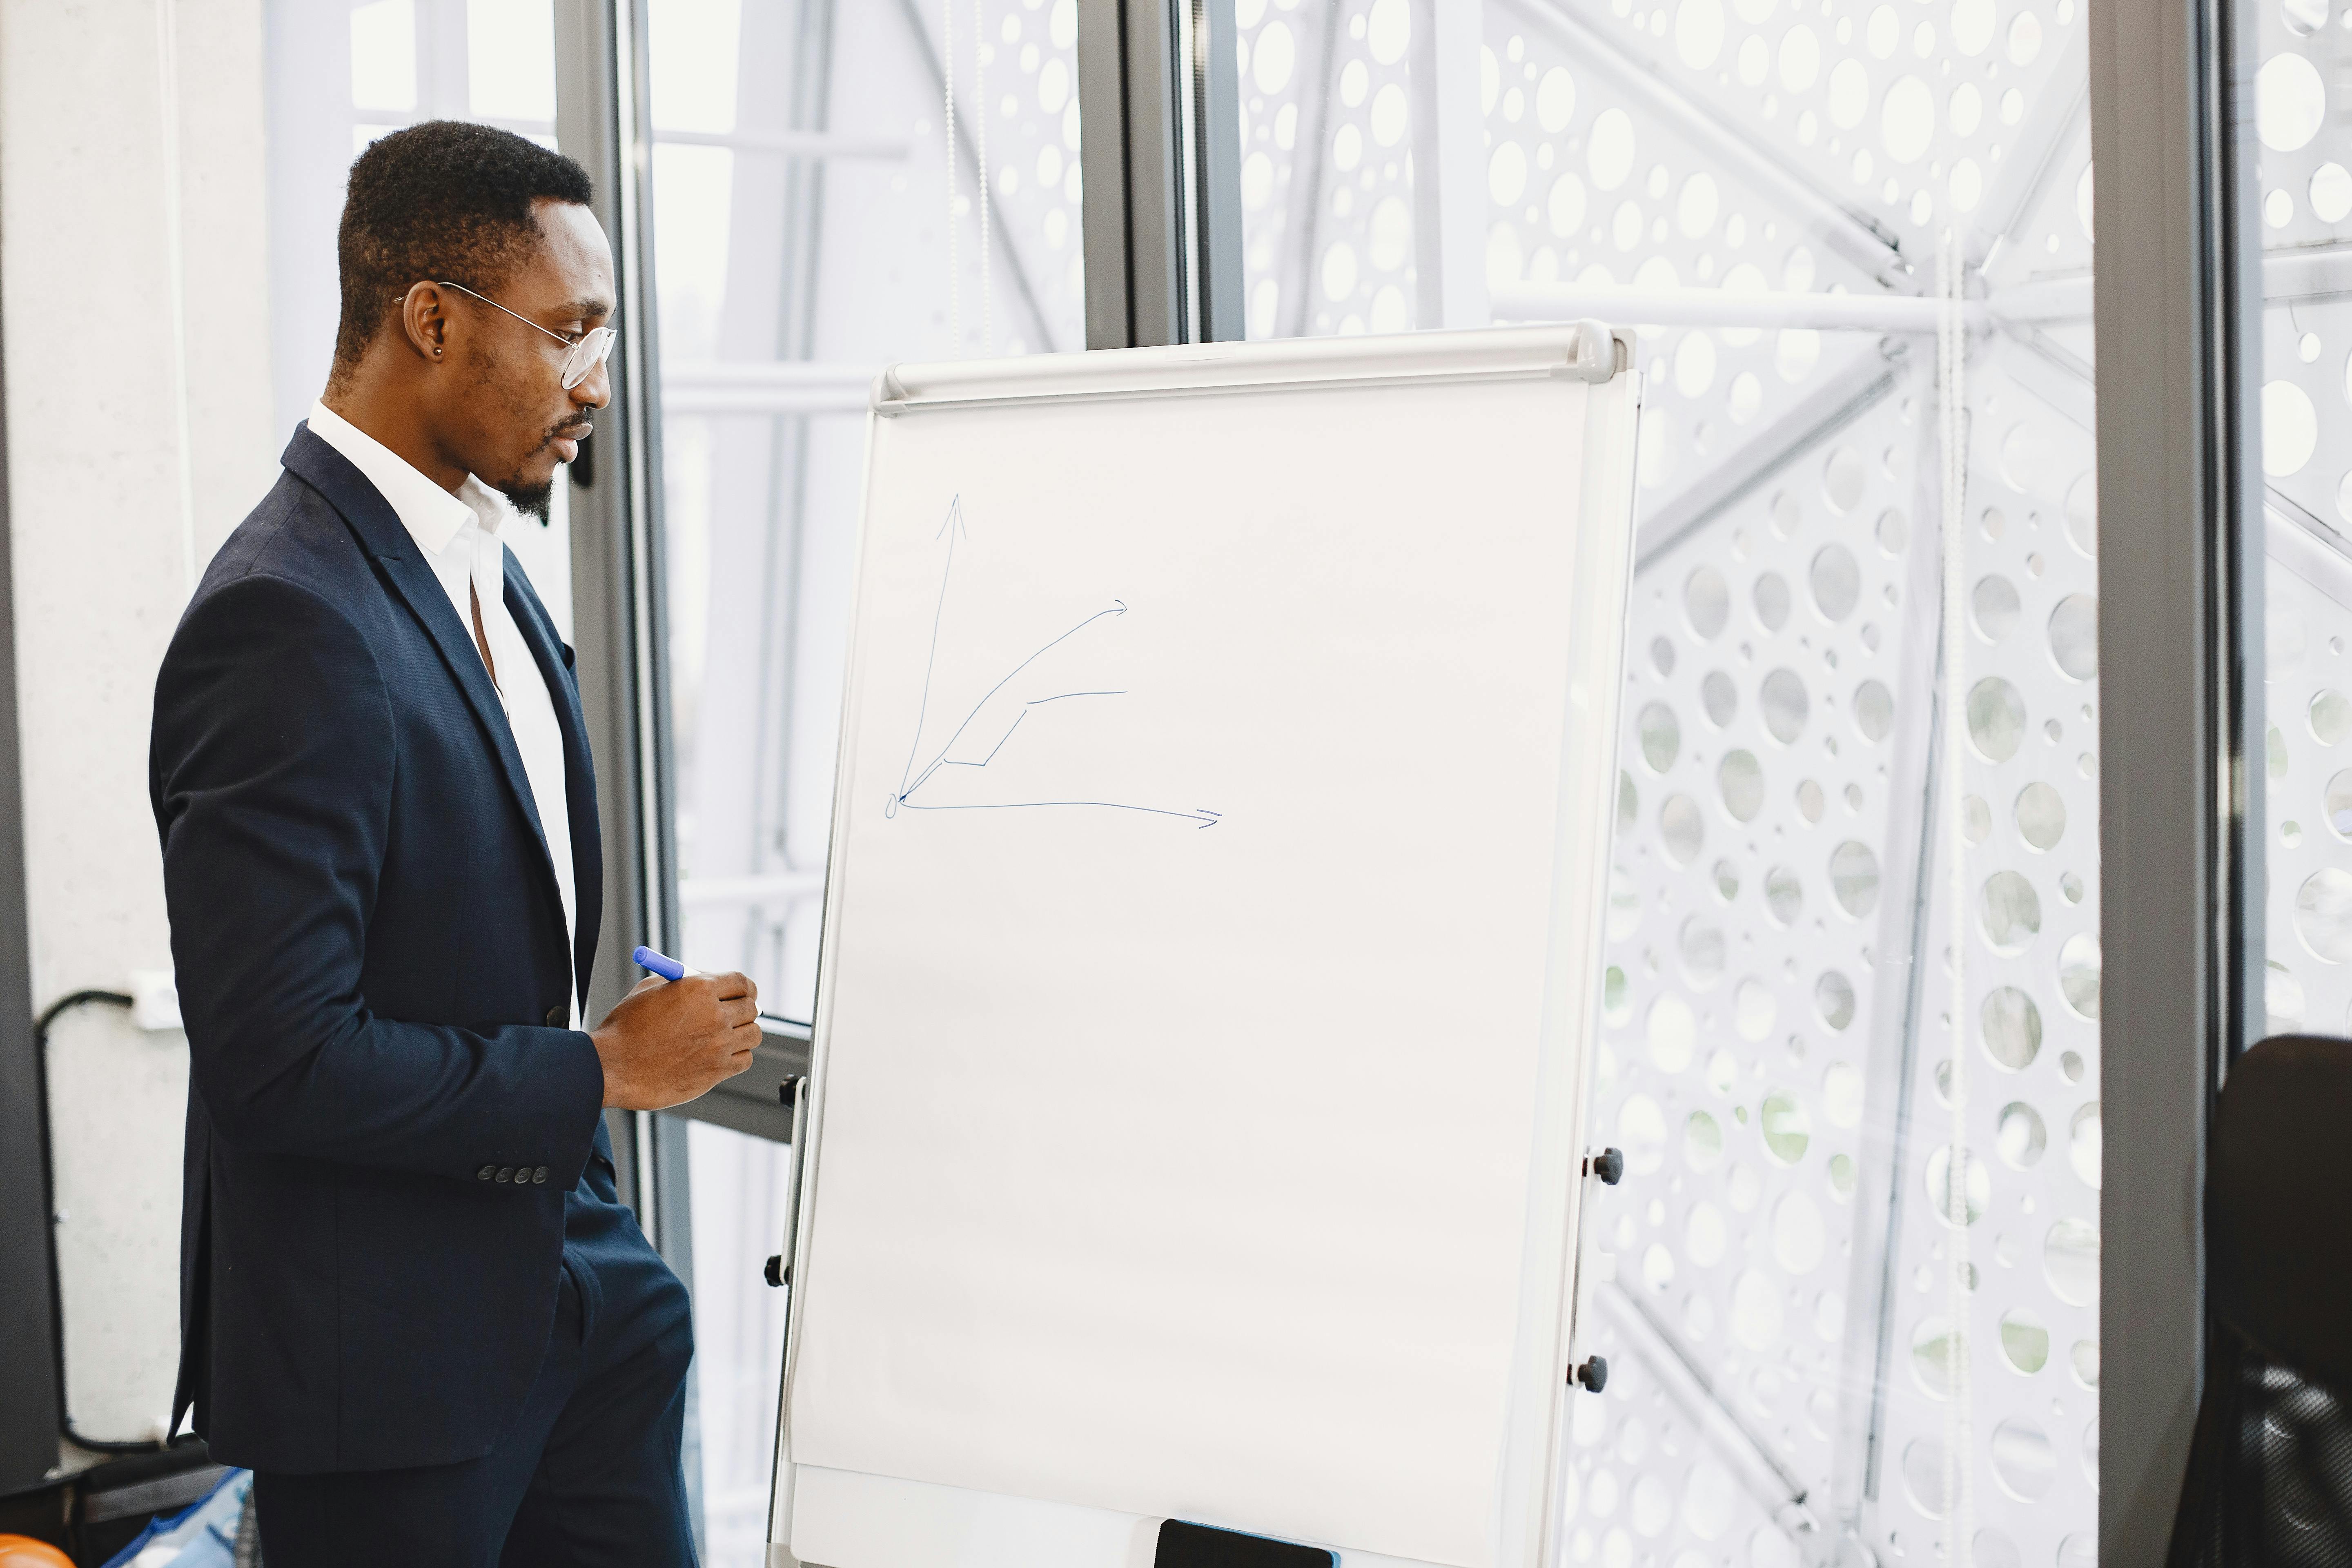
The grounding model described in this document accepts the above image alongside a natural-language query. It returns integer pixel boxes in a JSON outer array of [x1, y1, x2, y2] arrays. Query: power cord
[[32, 989, 196, 1456]]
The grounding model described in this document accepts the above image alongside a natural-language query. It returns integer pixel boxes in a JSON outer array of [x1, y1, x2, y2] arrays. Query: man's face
[[436, 199, 615, 520]]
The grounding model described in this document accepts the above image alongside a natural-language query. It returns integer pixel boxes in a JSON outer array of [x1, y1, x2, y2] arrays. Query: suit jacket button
[[533, 1167, 548, 1184], [497, 1166, 514, 1183], [545, 1006, 564, 1027], [478, 1165, 494, 1181]]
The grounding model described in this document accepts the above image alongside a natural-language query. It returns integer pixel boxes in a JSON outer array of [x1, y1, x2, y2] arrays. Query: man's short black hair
[[332, 120, 594, 384]]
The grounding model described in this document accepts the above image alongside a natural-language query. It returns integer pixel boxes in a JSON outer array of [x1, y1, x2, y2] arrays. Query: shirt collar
[[307, 399, 504, 557]]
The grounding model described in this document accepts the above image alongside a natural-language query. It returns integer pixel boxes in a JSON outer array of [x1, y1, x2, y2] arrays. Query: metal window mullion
[[1079, 0, 1243, 347], [2089, 0, 2262, 1541]]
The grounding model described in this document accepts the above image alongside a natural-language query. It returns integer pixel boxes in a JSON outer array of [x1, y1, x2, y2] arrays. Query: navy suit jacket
[[151, 425, 612, 1473]]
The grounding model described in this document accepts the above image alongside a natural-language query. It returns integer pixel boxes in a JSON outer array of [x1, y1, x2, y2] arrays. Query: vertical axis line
[[945, 0, 962, 355]]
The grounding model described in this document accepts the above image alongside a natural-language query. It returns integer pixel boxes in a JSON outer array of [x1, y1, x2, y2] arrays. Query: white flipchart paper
[[788, 360, 1636, 1568]]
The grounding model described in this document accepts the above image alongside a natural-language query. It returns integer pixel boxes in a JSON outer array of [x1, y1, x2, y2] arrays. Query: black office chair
[[2171, 1034, 2352, 1566]]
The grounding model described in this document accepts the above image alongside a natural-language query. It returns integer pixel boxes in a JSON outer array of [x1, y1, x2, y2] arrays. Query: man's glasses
[[400, 280, 617, 390]]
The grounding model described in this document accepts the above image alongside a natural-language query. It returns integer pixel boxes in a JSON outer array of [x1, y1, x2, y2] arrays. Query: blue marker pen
[[632, 945, 687, 981]]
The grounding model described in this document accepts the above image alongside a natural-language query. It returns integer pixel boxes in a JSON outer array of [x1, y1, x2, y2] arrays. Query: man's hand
[[590, 971, 760, 1111]]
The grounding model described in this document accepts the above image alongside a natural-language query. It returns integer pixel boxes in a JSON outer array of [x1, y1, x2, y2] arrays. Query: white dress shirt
[[308, 401, 580, 1029]]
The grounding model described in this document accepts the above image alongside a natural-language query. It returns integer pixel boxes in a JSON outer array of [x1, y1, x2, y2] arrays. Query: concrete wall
[[0, 0, 277, 1450]]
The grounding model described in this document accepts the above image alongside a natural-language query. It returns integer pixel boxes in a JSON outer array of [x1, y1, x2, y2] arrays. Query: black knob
[[764, 1254, 788, 1288], [779, 1078, 799, 1109], [1591, 1147, 1625, 1185], [1572, 1355, 1608, 1393]]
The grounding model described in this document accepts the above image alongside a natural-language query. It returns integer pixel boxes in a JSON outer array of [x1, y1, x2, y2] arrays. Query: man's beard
[[497, 474, 555, 523]]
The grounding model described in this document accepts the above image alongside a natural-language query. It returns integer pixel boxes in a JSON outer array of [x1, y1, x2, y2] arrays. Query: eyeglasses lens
[[561, 328, 618, 391]]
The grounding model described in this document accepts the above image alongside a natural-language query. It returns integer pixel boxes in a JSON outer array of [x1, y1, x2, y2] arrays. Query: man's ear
[[397, 283, 452, 365]]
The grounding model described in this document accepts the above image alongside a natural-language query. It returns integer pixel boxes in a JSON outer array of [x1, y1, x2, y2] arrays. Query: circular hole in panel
[[2048, 594, 2098, 679], [2059, 931, 2102, 1018], [1773, 1191, 1826, 1271], [2071, 1340, 2100, 1387], [2258, 50, 2328, 151], [2314, 688, 2352, 744], [1811, 544, 1862, 620], [1980, 870, 2042, 952], [1963, 793, 1992, 844], [1686, 565, 1731, 637], [1608, 868, 1640, 940], [1680, 918, 1727, 987], [2062, 1048, 2088, 1083], [1822, 1061, 1863, 1126], [1650, 637, 1676, 676], [1662, 794, 1705, 864], [1822, 445, 1866, 512], [2000, 1308, 2050, 1374], [1642, 1242, 1676, 1290], [1816, 969, 1857, 1029], [1702, 669, 1739, 727], [1968, 677, 2028, 760], [2326, 769, 2352, 837], [2296, 866, 2352, 961], [2314, 160, 2352, 220], [1735, 977, 1776, 1040], [1977, 1531, 2023, 1568], [1713, 859, 1741, 902], [1753, 571, 1792, 632], [2045, 1217, 2100, 1304], [1760, 1088, 1811, 1164], [2263, 379, 2321, 474], [1708, 1049, 1739, 1096], [1617, 771, 1639, 834], [1684, 1458, 1737, 1539], [1764, 866, 1804, 925], [1619, 1093, 1668, 1172], [1760, 668, 1809, 742], [1638, 701, 1682, 771], [1909, 1322, 1958, 1401], [1925, 1142, 1991, 1225], [1687, 1110, 1725, 1169], [2016, 781, 2067, 849], [2065, 472, 2098, 557], [1603, 966, 1630, 1025], [1876, 508, 1909, 555], [1648, 993, 1697, 1070], [1996, 1101, 2047, 1168], [1589, 106, 1637, 187], [1990, 1418, 2056, 1502], [1797, 779, 1826, 823], [1853, 678, 1893, 742], [2071, 1100, 2102, 1189], [1972, 574, 2021, 640], [1829, 1152, 1857, 1197], [1830, 840, 1880, 918], [1720, 751, 1766, 821], [1982, 986, 2043, 1069], [2285, 0, 2330, 31]]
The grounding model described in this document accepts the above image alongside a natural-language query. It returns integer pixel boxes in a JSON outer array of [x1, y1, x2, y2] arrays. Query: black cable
[[30, 989, 192, 1456]]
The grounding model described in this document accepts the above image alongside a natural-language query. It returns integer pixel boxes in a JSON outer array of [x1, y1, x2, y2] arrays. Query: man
[[150, 121, 751, 1564]]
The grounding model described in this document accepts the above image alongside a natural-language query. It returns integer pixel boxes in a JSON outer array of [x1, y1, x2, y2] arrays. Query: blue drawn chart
[[886, 497, 1222, 829]]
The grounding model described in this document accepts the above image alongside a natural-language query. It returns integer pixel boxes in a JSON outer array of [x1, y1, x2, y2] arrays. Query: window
[[642, 2, 1083, 1558], [1232, 0, 2098, 1554]]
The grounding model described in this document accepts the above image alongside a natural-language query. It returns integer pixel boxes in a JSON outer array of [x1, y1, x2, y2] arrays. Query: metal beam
[[553, 0, 682, 1238], [1634, 342, 1909, 571], [2091, 0, 2263, 1534], [1076, 0, 1244, 345], [1497, 0, 1909, 287]]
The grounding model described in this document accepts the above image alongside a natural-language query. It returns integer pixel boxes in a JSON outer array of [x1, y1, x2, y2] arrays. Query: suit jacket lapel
[[503, 555, 604, 1015], [280, 427, 570, 954]]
